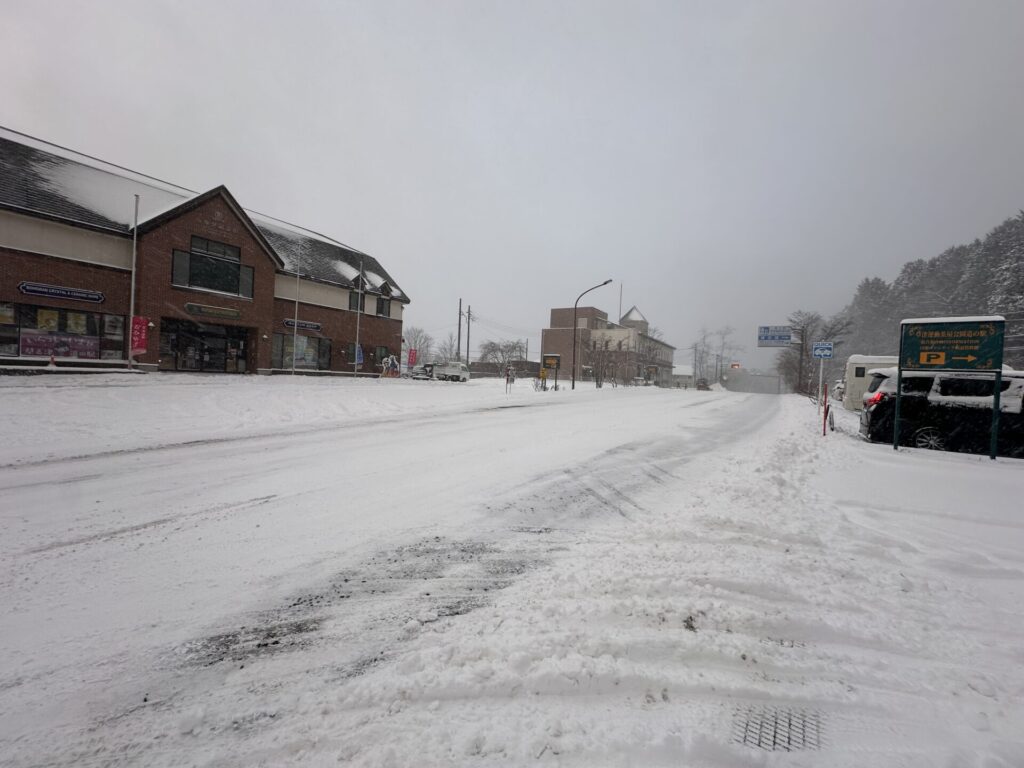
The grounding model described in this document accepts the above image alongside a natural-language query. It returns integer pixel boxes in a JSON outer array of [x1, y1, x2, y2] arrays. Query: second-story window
[[171, 236, 253, 298], [349, 291, 365, 312], [377, 298, 391, 317]]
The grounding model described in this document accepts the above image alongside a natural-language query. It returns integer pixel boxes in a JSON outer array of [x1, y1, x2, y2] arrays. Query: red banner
[[131, 316, 149, 356], [408, 348, 418, 367]]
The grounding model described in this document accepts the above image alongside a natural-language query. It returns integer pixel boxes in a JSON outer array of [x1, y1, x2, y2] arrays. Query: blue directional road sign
[[812, 341, 834, 359], [757, 326, 792, 347]]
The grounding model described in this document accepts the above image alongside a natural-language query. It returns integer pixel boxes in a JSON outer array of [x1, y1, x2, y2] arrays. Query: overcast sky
[[4, 0, 1024, 368]]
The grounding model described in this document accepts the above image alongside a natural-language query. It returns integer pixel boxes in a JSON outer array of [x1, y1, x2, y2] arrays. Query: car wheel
[[912, 426, 946, 451]]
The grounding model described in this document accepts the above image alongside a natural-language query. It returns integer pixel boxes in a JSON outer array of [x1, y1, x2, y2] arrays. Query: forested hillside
[[779, 212, 1024, 391], [843, 211, 1024, 363]]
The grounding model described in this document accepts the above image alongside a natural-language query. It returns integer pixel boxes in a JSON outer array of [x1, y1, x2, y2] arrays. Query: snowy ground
[[1, 375, 1022, 767]]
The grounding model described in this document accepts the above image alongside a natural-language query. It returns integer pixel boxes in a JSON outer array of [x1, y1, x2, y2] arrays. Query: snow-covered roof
[[900, 316, 1005, 324], [847, 354, 898, 363], [621, 306, 647, 322], [0, 129, 409, 301]]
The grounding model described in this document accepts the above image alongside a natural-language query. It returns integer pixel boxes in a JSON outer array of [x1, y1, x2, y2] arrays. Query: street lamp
[[572, 279, 613, 390]]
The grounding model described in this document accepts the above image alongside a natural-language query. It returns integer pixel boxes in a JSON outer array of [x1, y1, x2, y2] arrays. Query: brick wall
[[1, 246, 131, 313], [272, 298, 403, 372], [134, 195, 279, 371]]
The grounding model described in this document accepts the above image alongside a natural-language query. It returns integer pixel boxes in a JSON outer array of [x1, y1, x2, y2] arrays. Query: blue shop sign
[[18, 281, 105, 304]]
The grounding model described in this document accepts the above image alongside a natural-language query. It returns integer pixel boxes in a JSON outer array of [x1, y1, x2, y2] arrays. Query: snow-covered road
[[1, 376, 1022, 767]]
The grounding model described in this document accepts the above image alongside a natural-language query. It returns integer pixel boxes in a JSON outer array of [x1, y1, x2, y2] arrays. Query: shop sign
[[284, 318, 322, 331], [18, 281, 105, 304], [20, 329, 100, 358], [184, 303, 241, 320], [131, 316, 149, 355], [543, 353, 561, 369]]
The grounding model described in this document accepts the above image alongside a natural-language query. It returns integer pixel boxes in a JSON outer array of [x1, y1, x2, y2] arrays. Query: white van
[[433, 362, 470, 382], [842, 355, 897, 410]]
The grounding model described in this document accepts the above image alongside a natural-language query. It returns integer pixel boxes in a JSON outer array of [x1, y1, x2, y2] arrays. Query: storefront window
[[3, 303, 115, 359], [0, 303, 18, 356], [272, 333, 331, 370]]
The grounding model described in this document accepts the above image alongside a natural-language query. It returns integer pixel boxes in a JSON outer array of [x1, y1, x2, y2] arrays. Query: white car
[[433, 362, 470, 382]]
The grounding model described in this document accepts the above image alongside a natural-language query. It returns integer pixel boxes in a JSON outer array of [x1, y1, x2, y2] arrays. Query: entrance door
[[162, 319, 249, 373]]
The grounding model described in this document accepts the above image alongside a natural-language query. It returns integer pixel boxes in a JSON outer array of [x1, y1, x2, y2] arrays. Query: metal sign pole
[[893, 331, 904, 451], [817, 357, 823, 416]]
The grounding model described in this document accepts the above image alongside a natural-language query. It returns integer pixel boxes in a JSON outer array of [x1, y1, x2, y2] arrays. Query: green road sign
[[900, 318, 1005, 371]]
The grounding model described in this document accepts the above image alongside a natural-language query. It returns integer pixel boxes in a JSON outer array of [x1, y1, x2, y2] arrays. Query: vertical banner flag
[[355, 344, 364, 365], [408, 348, 418, 367], [131, 316, 149, 355]]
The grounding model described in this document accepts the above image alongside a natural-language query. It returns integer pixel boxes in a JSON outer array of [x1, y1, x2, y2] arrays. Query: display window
[[1, 303, 120, 360]]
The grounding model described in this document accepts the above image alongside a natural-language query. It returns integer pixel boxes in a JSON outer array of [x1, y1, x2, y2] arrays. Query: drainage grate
[[731, 706, 823, 751]]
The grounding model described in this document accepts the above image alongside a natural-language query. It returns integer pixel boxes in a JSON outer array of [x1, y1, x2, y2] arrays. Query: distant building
[[540, 304, 675, 386]]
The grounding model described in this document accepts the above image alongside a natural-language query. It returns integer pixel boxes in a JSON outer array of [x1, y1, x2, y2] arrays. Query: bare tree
[[478, 338, 526, 368], [435, 331, 459, 363], [776, 310, 853, 394], [403, 326, 434, 367]]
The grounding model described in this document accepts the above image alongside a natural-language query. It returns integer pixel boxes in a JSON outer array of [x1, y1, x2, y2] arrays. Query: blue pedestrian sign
[[812, 341, 834, 359], [757, 326, 792, 347]]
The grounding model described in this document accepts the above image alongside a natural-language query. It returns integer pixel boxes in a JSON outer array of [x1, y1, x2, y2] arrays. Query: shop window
[[0, 302, 17, 356], [9, 304, 108, 359], [272, 333, 331, 370], [172, 241, 253, 298], [377, 298, 391, 317], [348, 291, 365, 312], [375, 346, 389, 361]]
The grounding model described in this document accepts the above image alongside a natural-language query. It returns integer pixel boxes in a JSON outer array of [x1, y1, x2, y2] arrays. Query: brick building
[[540, 304, 675, 386], [0, 131, 407, 373]]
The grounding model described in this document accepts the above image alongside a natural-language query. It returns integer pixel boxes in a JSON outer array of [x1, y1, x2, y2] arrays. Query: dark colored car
[[696, 378, 711, 391], [859, 368, 1024, 457]]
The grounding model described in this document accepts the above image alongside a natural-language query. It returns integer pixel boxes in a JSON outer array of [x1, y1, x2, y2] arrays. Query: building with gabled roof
[[0, 128, 408, 373], [540, 304, 675, 386]]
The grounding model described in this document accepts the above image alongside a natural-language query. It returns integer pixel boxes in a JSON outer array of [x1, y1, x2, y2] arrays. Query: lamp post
[[571, 279, 612, 390]]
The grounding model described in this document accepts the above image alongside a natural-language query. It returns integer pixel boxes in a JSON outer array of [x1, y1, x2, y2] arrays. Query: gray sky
[[4, 0, 1024, 368]]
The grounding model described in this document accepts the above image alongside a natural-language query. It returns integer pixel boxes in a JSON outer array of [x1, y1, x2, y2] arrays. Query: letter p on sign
[[920, 351, 946, 365]]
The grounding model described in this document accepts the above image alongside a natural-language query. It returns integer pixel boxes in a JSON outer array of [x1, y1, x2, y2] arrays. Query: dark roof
[[0, 133, 408, 301]]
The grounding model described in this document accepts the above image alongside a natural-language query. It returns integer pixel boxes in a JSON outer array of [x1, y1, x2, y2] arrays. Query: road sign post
[[894, 317, 1005, 458], [811, 342, 834, 416]]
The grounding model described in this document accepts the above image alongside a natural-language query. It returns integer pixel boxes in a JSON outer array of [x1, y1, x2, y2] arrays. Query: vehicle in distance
[[406, 363, 434, 380], [696, 378, 711, 391], [859, 367, 1024, 457], [433, 362, 470, 382]]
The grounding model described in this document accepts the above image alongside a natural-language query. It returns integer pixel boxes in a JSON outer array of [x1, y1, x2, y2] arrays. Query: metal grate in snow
[[731, 706, 823, 751]]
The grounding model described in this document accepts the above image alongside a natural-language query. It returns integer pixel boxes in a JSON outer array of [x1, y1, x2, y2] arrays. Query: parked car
[[859, 368, 1024, 457], [696, 378, 711, 391], [433, 361, 470, 382], [407, 363, 434, 380]]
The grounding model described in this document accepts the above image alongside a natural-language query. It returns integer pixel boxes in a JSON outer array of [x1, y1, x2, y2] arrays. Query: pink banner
[[408, 348, 417, 367], [131, 316, 149, 355], [20, 329, 100, 359]]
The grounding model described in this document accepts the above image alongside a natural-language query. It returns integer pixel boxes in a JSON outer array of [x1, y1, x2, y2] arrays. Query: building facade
[[540, 304, 675, 386], [0, 132, 407, 373]]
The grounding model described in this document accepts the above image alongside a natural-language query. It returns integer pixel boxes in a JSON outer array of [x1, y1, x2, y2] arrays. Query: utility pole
[[456, 299, 462, 362], [465, 305, 472, 365], [127, 194, 139, 371], [795, 326, 805, 394], [353, 259, 363, 375]]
